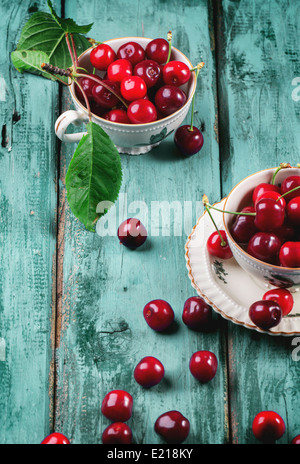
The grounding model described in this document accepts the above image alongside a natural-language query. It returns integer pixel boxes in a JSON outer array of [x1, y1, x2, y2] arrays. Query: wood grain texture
[[54, 0, 227, 444], [0, 0, 60, 444], [216, 0, 300, 444]]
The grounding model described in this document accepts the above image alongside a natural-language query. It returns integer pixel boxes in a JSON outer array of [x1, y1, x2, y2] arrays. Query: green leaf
[[11, 50, 56, 80], [47, 0, 93, 34], [14, 11, 91, 75], [65, 123, 123, 232]]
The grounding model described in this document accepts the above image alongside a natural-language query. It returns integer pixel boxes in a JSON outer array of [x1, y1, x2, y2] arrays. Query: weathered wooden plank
[[0, 0, 60, 444], [216, 0, 300, 443], [54, 0, 227, 444]]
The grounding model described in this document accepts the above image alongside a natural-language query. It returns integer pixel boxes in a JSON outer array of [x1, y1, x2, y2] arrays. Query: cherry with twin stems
[[174, 62, 205, 157]]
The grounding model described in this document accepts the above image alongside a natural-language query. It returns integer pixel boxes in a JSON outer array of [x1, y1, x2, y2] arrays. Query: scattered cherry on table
[[101, 390, 133, 422], [189, 350, 218, 383], [143, 299, 175, 331], [252, 411, 285, 443], [182, 296, 212, 331], [134, 356, 165, 388], [154, 411, 190, 444], [249, 300, 282, 330], [41, 432, 70, 445], [102, 423, 133, 444], [117, 218, 147, 249]]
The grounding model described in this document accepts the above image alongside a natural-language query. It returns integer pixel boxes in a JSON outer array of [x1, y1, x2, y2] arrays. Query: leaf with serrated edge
[[66, 123, 123, 232], [47, 0, 93, 34]]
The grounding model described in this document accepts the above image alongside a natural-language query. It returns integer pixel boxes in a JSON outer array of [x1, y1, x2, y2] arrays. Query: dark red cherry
[[155, 85, 187, 116], [120, 76, 147, 101], [252, 183, 280, 205], [247, 232, 281, 263], [254, 198, 285, 232], [101, 390, 133, 422], [281, 175, 300, 203], [75, 74, 96, 103], [252, 411, 285, 443], [230, 206, 258, 243], [255, 190, 286, 209], [206, 230, 233, 259], [143, 300, 174, 331], [274, 220, 296, 242], [92, 80, 121, 108], [117, 41, 145, 66], [146, 38, 169, 64], [102, 423, 132, 444], [279, 241, 300, 267], [134, 60, 162, 88], [249, 300, 282, 330], [263, 288, 294, 316], [127, 99, 157, 123], [189, 350, 218, 383], [174, 125, 204, 157], [90, 44, 116, 71], [134, 356, 165, 388], [117, 218, 147, 249], [287, 196, 300, 226], [154, 411, 190, 444], [107, 59, 132, 82], [41, 432, 70, 444], [103, 108, 131, 124], [182, 296, 212, 331], [163, 60, 191, 86], [291, 435, 300, 444]]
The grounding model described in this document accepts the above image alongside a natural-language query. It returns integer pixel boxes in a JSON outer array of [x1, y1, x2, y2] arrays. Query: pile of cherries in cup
[[205, 165, 300, 332], [75, 35, 204, 156], [41, 216, 300, 444]]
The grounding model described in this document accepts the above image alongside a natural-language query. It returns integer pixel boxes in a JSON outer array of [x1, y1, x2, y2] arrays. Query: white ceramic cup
[[223, 167, 300, 290], [55, 37, 197, 155]]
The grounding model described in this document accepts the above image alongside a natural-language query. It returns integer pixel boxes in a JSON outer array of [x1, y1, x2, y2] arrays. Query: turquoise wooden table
[[1, 0, 300, 445]]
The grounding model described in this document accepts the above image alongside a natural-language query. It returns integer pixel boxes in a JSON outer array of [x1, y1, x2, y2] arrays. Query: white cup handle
[[55, 110, 88, 143]]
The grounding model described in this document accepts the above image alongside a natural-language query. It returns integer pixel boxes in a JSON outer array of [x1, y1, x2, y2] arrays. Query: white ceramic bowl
[[223, 166, 300, 290], [55, 37, 197, 155]]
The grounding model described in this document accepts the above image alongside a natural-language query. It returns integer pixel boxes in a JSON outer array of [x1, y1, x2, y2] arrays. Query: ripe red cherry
[[274, 220, 296, 242], [101, 390, 133, 422], [255, 190, 286, 209], [287, 196, 300, 226], [92, 80, 121, 108], [281, 175, 300, 203], [134, 356, 165, 388], [163, 61, 191, 86], [90, 44, 116, 71], [154, 411, 190, 444], [143, 300, 174, 331], [279, 241, 300, 267], [252, 411, 285, 443], [103, 109, 131, 124], [117, 218, 147, 249], [127, 99, 157, 123], [206, 230, 233, 259], [252, 183, 280, 205], [254, 198, 285, 232], [134, 60, 162, 88], [146, 38, 169, 64], [174, 125, 204, 157], [117, 41, 145, 66], [102, 423, 132, 444], [247, 232, 282, 263], [41, 432, 70, 444], [75, 74, 96, 103], [291, 435, 300, 444], [120, 76, 147, 101], [230, 206, 257, 244], [182, 296, 212, 331], [107, 59, 132, 82], [249, 300, 282, 330], [155, 85, 187, 116], [263, 288, 294, 316], [189, 350, 218, 383]]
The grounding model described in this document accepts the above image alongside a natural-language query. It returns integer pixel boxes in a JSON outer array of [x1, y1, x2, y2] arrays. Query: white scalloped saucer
[[185, 199, 300, 336]]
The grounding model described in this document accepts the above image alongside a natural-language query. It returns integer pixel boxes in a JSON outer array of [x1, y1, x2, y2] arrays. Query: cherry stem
[[202, 195, 256, 217], [271, 163, 291, 185], [70, 33, 79, 68], [65, 33, 76, 70], [73, 72, 129, 109], [205, 206, 227, 247], [74, 79, 92, 121], [277, 185, 300, 201], [166, 31, 172, 64]]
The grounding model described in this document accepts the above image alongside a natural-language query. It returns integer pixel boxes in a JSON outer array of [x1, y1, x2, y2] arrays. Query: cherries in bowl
[[222, 166, 300, 290], [55, 36, 197, 155]]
